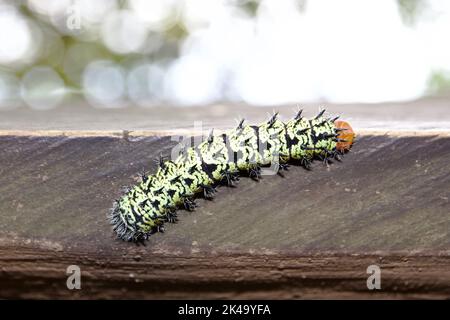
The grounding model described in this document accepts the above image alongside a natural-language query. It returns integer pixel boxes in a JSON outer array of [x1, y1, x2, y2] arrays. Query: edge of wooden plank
[[0, 129, 449, 138]]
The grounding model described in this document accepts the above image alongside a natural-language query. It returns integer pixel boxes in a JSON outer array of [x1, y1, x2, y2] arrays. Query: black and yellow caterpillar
[[109, 110, 355, 242]]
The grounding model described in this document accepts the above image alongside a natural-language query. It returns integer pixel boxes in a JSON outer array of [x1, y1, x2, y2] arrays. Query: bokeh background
[[1, 0, 450, 110]]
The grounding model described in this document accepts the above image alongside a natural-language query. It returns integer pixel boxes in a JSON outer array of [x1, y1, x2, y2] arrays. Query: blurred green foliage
[[2, 0, 447, 108], [396, 0, 428, 26], [234, 0, 260, 17], [426, 70, 450, 95]]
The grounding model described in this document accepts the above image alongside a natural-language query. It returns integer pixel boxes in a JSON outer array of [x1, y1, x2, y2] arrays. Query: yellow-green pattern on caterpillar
[[109, 110, 355, 242]]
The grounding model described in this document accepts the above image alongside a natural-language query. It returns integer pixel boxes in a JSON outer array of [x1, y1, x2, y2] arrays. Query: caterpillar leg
[[301, 157, 312, 170], [134, 229, 157, 246], [249, 165, 262, 181], [274, 162, 290, 177], [318, 152, 331, 166], [221, 170, 240, 187], [164, 206, 178, 223], [330, 150, 342, 161], [182, 196, 197, 211], [200, 183, 216, 200], [139, 168, 149, 182]]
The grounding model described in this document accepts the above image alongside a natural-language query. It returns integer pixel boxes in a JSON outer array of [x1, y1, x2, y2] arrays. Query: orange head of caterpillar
[[334, 120, 355, 152]]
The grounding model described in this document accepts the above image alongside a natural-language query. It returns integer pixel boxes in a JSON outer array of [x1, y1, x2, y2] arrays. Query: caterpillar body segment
[[109, 110, 355, 242]]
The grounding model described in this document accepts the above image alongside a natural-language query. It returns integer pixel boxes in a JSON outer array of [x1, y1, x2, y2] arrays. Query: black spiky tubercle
[[109, 109, 355, 242]]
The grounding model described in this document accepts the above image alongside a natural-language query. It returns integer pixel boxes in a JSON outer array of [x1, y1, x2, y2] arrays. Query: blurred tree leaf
[[397, 0, 428, 26], [164, 20, 189, 42], [427, 70, 450, 96], [232, 0, 260, 17]]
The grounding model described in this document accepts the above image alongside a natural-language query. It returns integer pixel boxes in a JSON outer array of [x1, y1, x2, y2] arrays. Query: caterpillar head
[[334, 120, 355, 152]]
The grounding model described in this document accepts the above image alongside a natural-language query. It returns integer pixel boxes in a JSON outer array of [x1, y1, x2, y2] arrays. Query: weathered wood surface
[[1, 97, 450, 133], [0, 100, 449, 299]]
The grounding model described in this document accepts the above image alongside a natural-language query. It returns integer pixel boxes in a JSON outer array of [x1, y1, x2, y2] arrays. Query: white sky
[[167, 0, 450, 105]]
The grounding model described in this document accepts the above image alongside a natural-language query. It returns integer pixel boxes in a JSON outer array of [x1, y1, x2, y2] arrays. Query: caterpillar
[[109, 109, 355, 243]]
